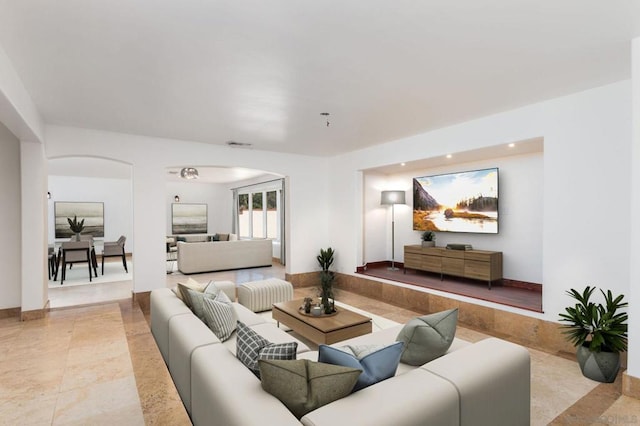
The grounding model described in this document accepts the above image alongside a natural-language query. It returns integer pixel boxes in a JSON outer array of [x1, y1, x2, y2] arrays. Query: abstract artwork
[[172, 203, 208, 234], [55, 202, 105, 238]]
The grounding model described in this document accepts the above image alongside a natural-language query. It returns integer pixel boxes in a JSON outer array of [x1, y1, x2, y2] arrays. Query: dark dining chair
[[48, 246, 57, 280], [101, 235, 127, 275]]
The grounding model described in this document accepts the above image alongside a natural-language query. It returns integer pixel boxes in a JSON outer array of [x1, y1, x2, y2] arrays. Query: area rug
[[48, 261, 133, 288]]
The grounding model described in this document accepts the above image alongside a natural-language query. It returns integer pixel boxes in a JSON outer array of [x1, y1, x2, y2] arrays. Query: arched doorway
[[47, 157, 134, 308]]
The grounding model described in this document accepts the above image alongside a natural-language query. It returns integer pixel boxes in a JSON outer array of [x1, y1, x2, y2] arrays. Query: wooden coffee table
[[272, 299, 372, 345]]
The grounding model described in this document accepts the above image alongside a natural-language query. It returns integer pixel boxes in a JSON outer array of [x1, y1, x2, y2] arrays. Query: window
[[234, 180, 283, 243], [238, 193, 249, 238], [266, 190, 278, 239], [252, 191, 263, 238]]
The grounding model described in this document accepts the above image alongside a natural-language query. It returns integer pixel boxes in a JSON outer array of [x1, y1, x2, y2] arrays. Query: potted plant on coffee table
[[421, 231, 435, 248], [317, 247, 336, 314], [558, 286, 628, 383]]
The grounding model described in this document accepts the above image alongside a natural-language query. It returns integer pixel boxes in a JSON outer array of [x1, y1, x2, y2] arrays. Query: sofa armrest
[[421, 337, 530, 426], [150, 288, 191, 364]]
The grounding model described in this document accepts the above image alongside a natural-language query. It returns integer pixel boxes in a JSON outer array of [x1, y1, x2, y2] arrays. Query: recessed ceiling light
[[446, 154, 452, 159], [400, 162, 406, 166], [508, 143, 515, 148]]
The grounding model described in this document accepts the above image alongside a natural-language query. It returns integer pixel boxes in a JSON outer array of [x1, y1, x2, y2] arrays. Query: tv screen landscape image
[[413, 167, 499, 234]]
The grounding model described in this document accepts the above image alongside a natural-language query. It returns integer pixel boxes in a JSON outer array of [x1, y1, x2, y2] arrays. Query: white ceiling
[[1, 1, 639, 157]]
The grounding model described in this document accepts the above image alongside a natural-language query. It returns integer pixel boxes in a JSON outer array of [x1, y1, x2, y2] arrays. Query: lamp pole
[[390, 202, 398, 270], [381, 190, 405, 272]]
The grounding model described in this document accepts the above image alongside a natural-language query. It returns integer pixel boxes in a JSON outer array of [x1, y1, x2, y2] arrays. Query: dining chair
[[59, 241, 94, 284], [48, 245, 57, 280], [102, 235, 127, 275]]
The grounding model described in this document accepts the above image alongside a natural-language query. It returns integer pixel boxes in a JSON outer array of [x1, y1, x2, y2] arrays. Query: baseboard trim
[[0, 307, 20, 319], [20, 299, 50, 321], [503, 279, 542, 292]]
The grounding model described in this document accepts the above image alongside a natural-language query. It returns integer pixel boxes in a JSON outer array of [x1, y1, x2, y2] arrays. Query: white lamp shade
[[381, 190, 406, 205]]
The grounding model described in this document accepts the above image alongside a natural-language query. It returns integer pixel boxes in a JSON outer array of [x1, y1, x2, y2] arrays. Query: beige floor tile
[[53, 376, 144, 425], [0, 392, 58, 426], [591, 396, 640, 425]]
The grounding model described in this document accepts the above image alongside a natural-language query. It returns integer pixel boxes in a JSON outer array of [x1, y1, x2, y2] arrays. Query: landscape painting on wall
[[413, 168, 499, 234], [55, 202, 105, 238], [172, 203, 208, 234]]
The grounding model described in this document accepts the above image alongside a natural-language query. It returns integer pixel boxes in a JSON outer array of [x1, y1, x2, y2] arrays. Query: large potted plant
[[558, 286, 628, 383], [67, 215, 85, 241], [317, 247, 336, 314]]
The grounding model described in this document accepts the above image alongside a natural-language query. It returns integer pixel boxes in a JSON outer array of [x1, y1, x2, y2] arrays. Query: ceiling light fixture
[[320, 112, 330, 127], [446, 154, 452, 159], [508, 143, 516, 148], [180, 167, 199, 179]]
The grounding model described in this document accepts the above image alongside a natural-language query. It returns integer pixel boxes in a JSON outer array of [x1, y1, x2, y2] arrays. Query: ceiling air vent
[[226, 141, 252, 148]]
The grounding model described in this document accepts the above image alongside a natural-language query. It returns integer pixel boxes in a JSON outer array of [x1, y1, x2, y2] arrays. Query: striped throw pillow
[[202, 291, 236, 341]]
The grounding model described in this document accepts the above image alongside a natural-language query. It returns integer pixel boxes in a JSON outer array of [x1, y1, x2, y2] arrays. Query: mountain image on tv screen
[[413, 167, 498, 234]]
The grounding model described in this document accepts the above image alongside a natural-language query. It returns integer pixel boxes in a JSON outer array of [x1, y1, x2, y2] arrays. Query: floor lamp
[[381, 190, 406, 271]]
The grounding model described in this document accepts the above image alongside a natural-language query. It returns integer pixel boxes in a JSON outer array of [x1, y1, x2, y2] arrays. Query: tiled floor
[[3, 263, 640, 425]]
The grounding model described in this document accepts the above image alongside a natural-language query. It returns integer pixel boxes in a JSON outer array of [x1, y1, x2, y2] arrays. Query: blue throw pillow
[[318, 342, 403, 392]]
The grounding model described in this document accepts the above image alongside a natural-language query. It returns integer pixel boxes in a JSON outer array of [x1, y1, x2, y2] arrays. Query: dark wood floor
[[357, 265, 543, 313]]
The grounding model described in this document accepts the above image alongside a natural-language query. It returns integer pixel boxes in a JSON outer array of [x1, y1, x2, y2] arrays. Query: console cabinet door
[[464, 260, 490, 281], [442, 257, 464, 276]]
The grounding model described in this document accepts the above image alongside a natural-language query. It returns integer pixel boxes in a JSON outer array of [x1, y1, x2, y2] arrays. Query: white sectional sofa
[[177, 238, 272, 274], [150, 288, 531, 426]]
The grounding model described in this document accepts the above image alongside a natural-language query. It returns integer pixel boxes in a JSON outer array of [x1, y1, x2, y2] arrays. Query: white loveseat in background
[[177, 239, 272, 274], [150, 287, 531, 426]]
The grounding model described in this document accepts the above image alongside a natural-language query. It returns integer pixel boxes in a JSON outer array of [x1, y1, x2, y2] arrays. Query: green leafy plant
[[67, 215, 85, 233], [558, 286, 628, 353], [317, 247, 335, 314], [421, 231, 435, 241]]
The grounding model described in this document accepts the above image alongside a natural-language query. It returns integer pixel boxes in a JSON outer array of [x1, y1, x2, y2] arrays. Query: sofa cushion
[[396, 308, 458, 366], [236, 321, 297, 377], [202, 292, 237, 342], [258, 359, 361, 419], [318, 342, 403, 392]]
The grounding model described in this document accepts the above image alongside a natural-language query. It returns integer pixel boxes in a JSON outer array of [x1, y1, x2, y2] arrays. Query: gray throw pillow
[[259, 359, 361, 419], [186, 288, 218, 321], [318, 342, 403, 392], [396, 308, 458, 366], [236, 321, 297, 378]]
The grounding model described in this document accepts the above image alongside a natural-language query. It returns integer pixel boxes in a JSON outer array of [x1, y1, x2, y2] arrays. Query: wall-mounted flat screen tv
[[413, 167, 498, 234]]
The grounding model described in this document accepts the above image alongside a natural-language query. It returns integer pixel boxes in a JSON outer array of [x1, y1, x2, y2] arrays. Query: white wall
[[365, 152, 544, 284], [0, 121, 21, 309], [329, 80, 631, 325], [628, 37, 640, 379], [20, 140, 47, 312], [48, 175, 134, 251], [166, 181, 232, 236]]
